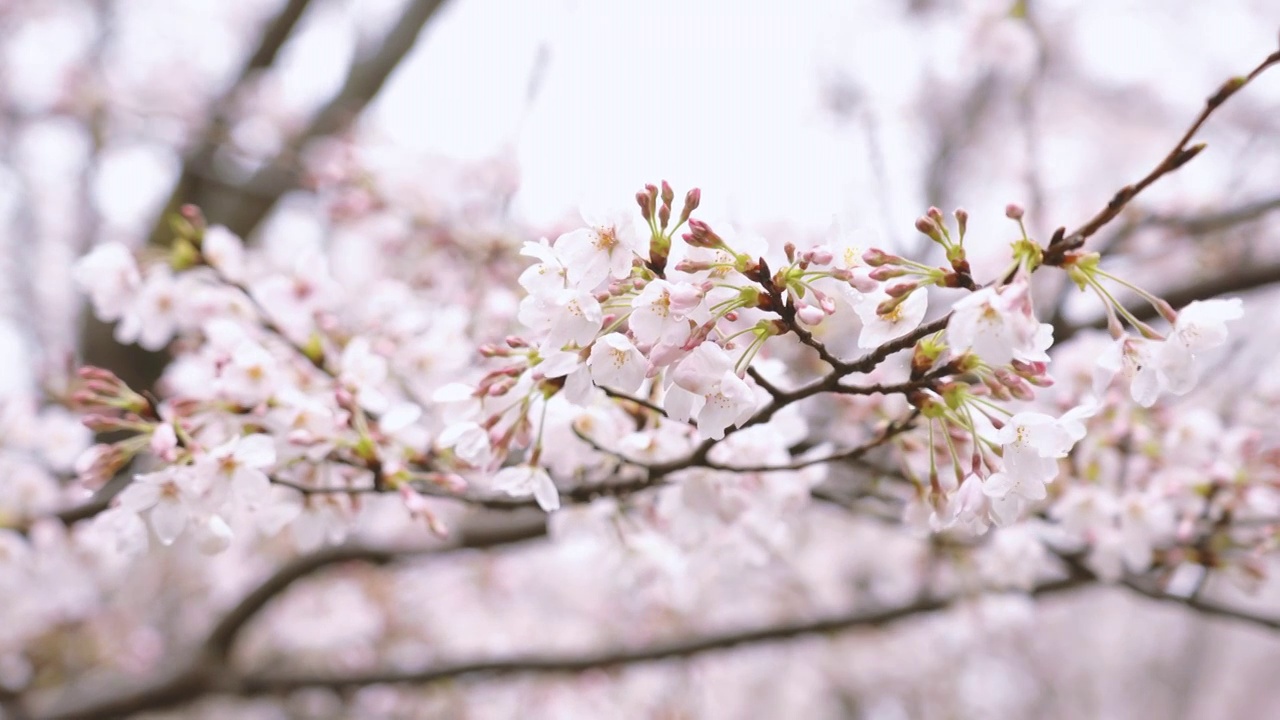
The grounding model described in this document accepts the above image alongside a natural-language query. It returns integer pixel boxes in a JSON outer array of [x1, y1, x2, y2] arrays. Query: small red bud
[[1005, 203, 1025, 220], [679, 188, 701, 224], [870, 267, 906, 281], [636, 191, 653, 221], [885, 281, 917, 298], [862, 248, 899, 267], [660, 181, 674, 207]]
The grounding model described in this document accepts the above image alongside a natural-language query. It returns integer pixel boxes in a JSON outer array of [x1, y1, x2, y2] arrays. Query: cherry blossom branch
[[1043, 46, 1280, 265], [1054, 550, 1280, 634], [1102, 193, 1280, 253], [239, 575, 1093, 696], [600, 386, 671, 417], [27, 514, 547, 720], [1120, 577, 1280, 632], [745, 366, 784, 399], [705, 410, 919, 474], [29, 566, 1094, 720]]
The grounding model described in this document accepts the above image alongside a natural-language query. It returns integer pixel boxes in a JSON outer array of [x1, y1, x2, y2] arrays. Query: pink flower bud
[[885, 281, 918, 298], [862, 248, 900, 267], [636, 191, 653, 221], [679, 188, 701, 224], [870, 267, 907, 281], [796, 304, 825, 326], [808, 246, 834, 266], [660, 181, 674, 207], [1005, 203, 1025, 220]]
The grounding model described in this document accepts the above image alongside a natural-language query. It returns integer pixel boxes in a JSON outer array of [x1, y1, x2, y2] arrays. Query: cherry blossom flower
[[1156, 297, 1243, 394], [517, 238, 570, 296], [114, 266, 185, 351], [555, 208, 646, 290], [114, 467, 209, 546], [630, 279, 699, 348], [946, 280, 1048, 366], [437, 421, 492, 467], [587, 333, 646, 394], [249, 250, 341, 341], [339, 336, 392, 413], [983, 409, 1089, 523], [73, 242, 140, 322], [518, 288, 603, 350], [491, 464, 560, 511], [201, 225, 246, 283], [854, 286, 927, 349], [194, 434, 276, 510], [668, 343, 757, 440], [1095, 335, 1163, 407], [217, 338, 281, 407]]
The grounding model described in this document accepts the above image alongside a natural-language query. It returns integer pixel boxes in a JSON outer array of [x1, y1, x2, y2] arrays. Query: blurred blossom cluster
[[3, 1, 1280, 719]]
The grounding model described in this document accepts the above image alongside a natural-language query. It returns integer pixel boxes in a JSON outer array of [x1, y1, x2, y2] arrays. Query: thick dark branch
[[242, 0, 314, 73], [197, 0, 452, 239], [30, 512, 547, 720], [145, 0, 315, 248], [237, 570, 1093, 695], [1139, 194, 1280, 236], [1122, 578, 1280, 632]]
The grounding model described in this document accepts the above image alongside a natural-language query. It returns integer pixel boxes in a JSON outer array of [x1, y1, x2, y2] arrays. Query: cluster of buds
[[913, 206, 974, 289], [636, 181, 700, 273], [71, 367, 156, 433]]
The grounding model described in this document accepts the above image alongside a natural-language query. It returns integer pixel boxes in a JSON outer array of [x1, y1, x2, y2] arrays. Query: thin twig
[[1043, 48, 1280, 265]]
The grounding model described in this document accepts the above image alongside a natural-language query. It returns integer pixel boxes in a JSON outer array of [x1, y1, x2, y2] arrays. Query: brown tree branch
[[143, 0, 314, 249], [241, 572, 1094, 696], [81, 0, 316, 390], [32, 564, 1094, 719], [193, 0, 453, 240], [1043, 46, 1280, 265], [28, 512, 547, 720]]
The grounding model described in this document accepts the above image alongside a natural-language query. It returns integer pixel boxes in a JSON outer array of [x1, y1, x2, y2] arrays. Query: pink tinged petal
[[235, 434, 277, 468], [562, 365, 595, 405], [234, 468, 272, 505], [1130, 363, 1161, 407], [195, 515, 234, 555], [533, 471, 560, 512], [538, 351, 581, 378], [293, 511, 326, 553], [149, 498, 189, 546], [988, 495, 1022, 526], [663, 385, 700, 424], [588, 333, 644, 393], [256, 491, 303, 536], [982, 472, 1016, 499], [672, 343, 734, 395], [1093, 340, 1123, 397], [1022, 477, 1047, 501], [114, 511, 150, 556], [381, 402, 423, 433], [119, 481, 161, 512]]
